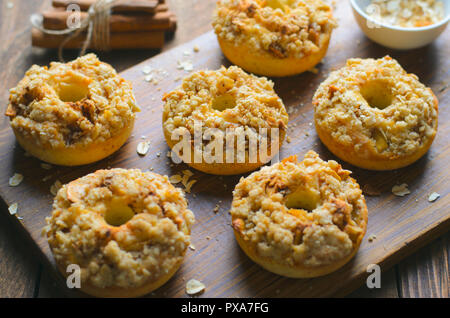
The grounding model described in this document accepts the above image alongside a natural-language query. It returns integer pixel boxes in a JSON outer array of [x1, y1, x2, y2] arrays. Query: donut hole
[[211, 94, 237, 112], [285, 186, 320, 212], [360, 80, 394, 110], [265, 0, 294, 11], [55, 80, 89, 103], [104, 197, 135, 227]]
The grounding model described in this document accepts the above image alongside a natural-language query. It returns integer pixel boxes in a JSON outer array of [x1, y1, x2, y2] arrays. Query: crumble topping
[[45, 169, 195, 289], [6, 54, 139, 149], [213, 0, 337, 59], [163, 66, 288, 160], [313, 56, 438, 159], [230, 151, 367, 267]]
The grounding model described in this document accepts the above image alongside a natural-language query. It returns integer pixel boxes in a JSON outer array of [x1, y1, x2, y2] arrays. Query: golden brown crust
[[162, 66, 289, 175], [6, 54, 139, 165], [45, 169, 195, 297], [230, 151, 367, 278], [313, 56, 438, 170], [212, 0, 336, 76]]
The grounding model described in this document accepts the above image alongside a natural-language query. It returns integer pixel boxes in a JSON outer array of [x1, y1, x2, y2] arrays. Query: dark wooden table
[[0, 0, 448, 298]]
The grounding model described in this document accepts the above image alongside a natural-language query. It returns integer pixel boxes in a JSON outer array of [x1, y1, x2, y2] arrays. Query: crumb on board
[[428, 192, 440, 202], [9, 173, 23, 187], [169, 174, 182, 184], [392, 183, 410, 197], [186, 279, 205, 295], [8, 202, 18, 215], [41, 163, 52, 170], [136, 141, 150, 156]]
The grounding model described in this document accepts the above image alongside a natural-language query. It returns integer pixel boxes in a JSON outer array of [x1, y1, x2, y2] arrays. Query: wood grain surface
[[0, 0, 448, 298]]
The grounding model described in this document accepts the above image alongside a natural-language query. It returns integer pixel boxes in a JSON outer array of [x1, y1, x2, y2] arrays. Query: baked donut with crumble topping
[[162, 66, 289, 175], [6, 54, 139, 166], [230, 151, 367, 278], [212, 0, 337, 77], [45, 168, 195, 298], [313, 56, 438, 171]]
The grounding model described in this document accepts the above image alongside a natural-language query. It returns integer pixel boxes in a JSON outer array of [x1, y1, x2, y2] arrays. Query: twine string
[[30, 0, 115, 62]]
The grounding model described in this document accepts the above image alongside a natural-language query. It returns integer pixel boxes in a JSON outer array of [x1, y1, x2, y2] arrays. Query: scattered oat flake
[[182, 169, 194, 177], [137, 142, 150, 156], [144, 74, 154, 82], [9, 173, 23, 186], [181, 174, 190, 187], [362, 184, 381, 196], [177, 60, 194, 72], [392, 183, 410, 197], [368, 234, 377, 242], [42, 175, 52, 182], [428, 192, 440, 202], [142, 66, 153, 75], [50, 180, 62, 196], [41, 163, 52, 170], [286, 136, 291, 143], [185, 180, 197, 193], [8, 203, 18, 215], [193, 45, 200, 52], [186, 279, 205, 295], [169, 174, 182, 184], [189, 244, 196, 251]]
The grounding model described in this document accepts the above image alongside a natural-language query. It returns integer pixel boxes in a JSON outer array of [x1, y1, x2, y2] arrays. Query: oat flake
[[428, 192, 440, 202], [137, 142, 150, 156], [186, 279, 205, 295], [41, 163, 52, 170], [169, 174, 182, 184], [9, 173, 23, 186], [8, 202, 18, 215], [392, 183, 410, 197]]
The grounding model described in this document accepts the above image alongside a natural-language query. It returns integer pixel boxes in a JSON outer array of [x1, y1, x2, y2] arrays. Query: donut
[[313, 56, 438, 171], [162, 66, 289, 175], [230, 151, 367, 278], [212, 0, 337, 77], [45, 169, 195, 297], [6, 54, 139, 166]]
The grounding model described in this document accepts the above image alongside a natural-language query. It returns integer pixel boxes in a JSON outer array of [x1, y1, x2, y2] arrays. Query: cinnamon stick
[[32, 27, 165, 49], [52, 0, 159, 14], [42, 9, 176, 32]]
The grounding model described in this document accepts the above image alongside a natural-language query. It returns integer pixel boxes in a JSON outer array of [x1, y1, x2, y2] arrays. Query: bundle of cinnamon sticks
[[32, 0, 177, 50]]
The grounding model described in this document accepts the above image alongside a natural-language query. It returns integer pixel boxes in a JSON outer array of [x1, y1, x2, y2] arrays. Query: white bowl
[[350, 0, 450, 50]]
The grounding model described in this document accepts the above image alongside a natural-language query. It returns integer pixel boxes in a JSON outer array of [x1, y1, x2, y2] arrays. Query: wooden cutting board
[[0, 2, 448, 297]]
